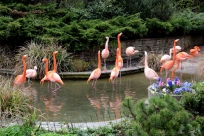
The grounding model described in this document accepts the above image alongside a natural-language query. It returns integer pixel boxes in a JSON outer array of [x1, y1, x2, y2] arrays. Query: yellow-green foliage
[[0, 76, 37, 123], [71, 59, 89, 72]]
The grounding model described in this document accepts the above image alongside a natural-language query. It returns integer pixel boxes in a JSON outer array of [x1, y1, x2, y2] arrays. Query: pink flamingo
[[87, 50, 101, 88], [42, 51, 58, 88], [40, 58, 64, 92], [160, 39, 179, 78], [101, 37, 109, 71], [171, 51, 193, 79], [144, 51, 159, 84], [109, 48, 120, 84], [13, 55, 28, 86], [125, 46, 139, 68], [190, 46, 200, 60], [26, 66, 37, 82]]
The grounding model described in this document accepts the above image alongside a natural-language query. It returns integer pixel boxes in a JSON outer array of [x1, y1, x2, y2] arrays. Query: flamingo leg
[[126, 59, 129, 68], [165, 70, 168, 79], [130, 56, 132, 69], [103, 59, 107, 71]]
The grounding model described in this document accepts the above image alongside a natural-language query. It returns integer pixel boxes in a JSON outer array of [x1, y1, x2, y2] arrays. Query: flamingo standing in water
[[109, 48, 120, 84], [42, 51, 58, 88], [160, 39, 179, 78], [87, 50, 102, 88], [40, 58, 64, 92], [125, 46, 139, 68], [144, 51, 160, 84], [13, 55, 28, 86], [26, 66, 37, 82], [171, 50, 193, 79], [101, 37, 109, 71]]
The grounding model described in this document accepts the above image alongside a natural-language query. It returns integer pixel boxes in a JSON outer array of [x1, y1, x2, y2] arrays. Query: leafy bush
[[180, 82, 204, 116], [170, 9, 204, 36], [71, 59, 89, 72], [122, 95, 201, 136]]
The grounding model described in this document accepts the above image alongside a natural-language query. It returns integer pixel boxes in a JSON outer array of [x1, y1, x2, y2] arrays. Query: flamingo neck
[[169, 49, 172, 58], [118, 36, 121, 56], [105, 39, 109, 50], [144, 54, 148, 68], [53, 54, 57, 72], [45, 60, 49, 77], [172, 41, 177, 63], [22, 58, 26, 78], [98, 52, 101, 69]]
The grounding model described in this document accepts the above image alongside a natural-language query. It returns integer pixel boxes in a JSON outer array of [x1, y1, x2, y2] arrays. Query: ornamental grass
[[14, 41, 73, 79], [0, 76, 38, 127]]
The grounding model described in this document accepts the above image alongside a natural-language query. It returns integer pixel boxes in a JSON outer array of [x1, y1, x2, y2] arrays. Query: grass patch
[[0, 76, 38, 128]]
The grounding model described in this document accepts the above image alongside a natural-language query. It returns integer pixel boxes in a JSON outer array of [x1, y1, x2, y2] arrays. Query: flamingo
[[87, 50, 102, 88], [171, 51, 193, 79], [109, 48, 120, 84], [26, 66, 37, 82], [190, 46, 200, 59], [13, 55, 28, 86], [40, 58, 64, 92], [126, 46, 139, 68], [160, 46, 182, 63], [101, 37, 109, 71], [42, 51, 58, 88], [144, 51, 160, 84], [160, 39, 179, 78]]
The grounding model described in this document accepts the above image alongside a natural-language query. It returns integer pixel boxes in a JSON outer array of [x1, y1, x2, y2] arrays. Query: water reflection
[[30, 72, 192, 122], [40, 92, 63, 122]]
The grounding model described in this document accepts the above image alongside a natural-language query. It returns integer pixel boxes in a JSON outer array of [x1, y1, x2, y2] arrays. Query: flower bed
[[148, 77, 195, 100]]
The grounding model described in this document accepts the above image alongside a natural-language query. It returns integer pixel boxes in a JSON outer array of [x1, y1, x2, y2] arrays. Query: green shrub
[[122, 95, 201, 136], [71, 59, 89, 72], [180, 82, 204, 116]]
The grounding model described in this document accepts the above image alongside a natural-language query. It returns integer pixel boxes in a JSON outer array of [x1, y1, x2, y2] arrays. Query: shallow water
[[30, 72, 192, 122]]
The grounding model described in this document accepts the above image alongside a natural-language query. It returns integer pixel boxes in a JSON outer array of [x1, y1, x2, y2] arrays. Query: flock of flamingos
[[12, 32, 201, 91]]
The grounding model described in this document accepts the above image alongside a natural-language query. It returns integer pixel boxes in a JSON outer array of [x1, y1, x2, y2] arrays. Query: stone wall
[[74, 36, 204, 69]]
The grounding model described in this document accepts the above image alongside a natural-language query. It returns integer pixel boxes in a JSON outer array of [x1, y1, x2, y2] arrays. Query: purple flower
[[167, 79, 173, 87], [173, 88, 183, 94], [157, 78, 162, 84]]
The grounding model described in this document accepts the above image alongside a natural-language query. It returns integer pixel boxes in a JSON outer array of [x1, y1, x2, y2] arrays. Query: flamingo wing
[[101, 49, 109, 59], [145, 68, 159, 80], [160, 55, 171, 63]]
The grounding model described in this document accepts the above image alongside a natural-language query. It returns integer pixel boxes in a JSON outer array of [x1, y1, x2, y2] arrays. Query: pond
[[29, 71, 193, 123]]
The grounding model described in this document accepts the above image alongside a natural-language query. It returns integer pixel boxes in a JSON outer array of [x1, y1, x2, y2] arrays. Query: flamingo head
[[53, 51, 58, 55], [175, 46, 182, 52], [22, 55, 27, 59], [106, 36, 109, 40], [34, 66, 37, 70], [195, 46, 200, 51], [42, 58, 48, 62], [118, 32, 122, 38], [174, 39, 179, 43], [144, 51, 147, 56]]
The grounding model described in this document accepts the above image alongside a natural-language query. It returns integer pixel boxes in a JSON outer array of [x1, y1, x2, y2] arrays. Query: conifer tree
[[122, 95, 201, 136]]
